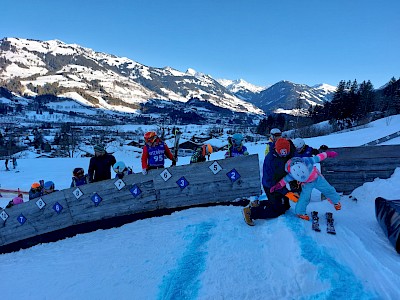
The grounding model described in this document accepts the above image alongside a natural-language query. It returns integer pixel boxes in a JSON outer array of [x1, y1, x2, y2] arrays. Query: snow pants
[[295, 175, 340, 215], [250, 186, 290, 220]]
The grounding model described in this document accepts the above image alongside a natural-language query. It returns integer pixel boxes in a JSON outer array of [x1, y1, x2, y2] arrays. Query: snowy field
[[1, 115, 400, 299]]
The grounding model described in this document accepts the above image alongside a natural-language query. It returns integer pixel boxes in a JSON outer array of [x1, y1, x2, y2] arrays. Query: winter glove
[[142, 169, 147, 175], [270, 180, 286, 193], [289, 180, 302, 192], [326, 151, 338, 158]]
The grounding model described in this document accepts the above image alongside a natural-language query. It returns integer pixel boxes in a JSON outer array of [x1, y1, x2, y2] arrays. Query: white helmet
[[293, 138, 305, 152], [270, 128, 281, 135], [113, 161, 126, 173], [287, 158, 311, 182]]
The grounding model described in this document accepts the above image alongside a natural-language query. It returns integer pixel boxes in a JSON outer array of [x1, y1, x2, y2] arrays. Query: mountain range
[[0, 37, 336, 121]]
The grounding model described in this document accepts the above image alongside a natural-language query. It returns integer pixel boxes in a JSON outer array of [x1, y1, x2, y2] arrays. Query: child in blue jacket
[[270, 151, 341, 220]]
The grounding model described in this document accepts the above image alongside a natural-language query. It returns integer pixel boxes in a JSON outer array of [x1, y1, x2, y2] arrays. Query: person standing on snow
[[88, 144, 116, 182], [243, 138, 294, 226], [269, 151, 342, 221], [190, 144, 213, 164], [264, 128, 282, 156], [225, 133, 249, 158], [141, 131, 176, 175]]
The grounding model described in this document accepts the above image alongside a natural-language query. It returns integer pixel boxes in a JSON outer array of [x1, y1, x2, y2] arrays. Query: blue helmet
[[113, 161, 126, 173], [231, 133, 244, 146], [43, 181, 55, 191]]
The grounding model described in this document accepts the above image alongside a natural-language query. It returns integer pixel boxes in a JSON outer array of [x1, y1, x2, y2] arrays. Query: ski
[[311, 211, 321, 232], [326, 212, 336, 235], [172, 128, 182, 166]]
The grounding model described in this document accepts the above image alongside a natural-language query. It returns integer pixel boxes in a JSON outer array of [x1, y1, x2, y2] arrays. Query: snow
[[1, 117, 400, 299]]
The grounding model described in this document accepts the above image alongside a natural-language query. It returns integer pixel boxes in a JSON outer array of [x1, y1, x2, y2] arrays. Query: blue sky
[[2, 0, 399, 88]]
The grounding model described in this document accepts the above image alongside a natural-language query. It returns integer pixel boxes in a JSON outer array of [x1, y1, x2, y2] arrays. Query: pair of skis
[[171, 128, 182, 166], [311, 211, 336, 234]]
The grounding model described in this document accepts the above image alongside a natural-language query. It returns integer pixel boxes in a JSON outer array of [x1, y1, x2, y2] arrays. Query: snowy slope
[[1, 117, 400, 299]]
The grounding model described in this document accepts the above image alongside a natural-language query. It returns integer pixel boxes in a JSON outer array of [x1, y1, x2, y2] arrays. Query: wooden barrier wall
[[0, 154, 261, 251], [321, 145, 400, 194]]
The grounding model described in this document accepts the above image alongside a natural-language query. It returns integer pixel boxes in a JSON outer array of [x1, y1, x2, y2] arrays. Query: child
[[265, 128, 282, 156], [141, 131, 176, 174], [225, 133, 249, 158], [43, 181, 57, 194], [6, 193, 24, 208], [113, 161, 133, 179], [190, 144, 213, 164], [29, 182, 44, 200], [269, 151, 341, 220], [71, 167, 90, 187]]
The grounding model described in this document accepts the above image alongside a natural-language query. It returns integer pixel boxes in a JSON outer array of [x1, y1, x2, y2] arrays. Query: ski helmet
[[144, 131, 157, 144], [232, 133, 244, 146], [31, 182, 41, 189], [270, 128, 282, 141], [270, 128, 281, 135], [286, 158, 311, 182], [113, 161, 126, 173], [293, 138, 305, 152], [43, 181, 55, 192], [275, 138, 290, 157], [73, 167, 84, 177]]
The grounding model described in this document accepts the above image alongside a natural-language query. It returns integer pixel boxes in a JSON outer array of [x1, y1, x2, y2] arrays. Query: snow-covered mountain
[[248, 80, 336, 115], [217, 78, 266, 102], [0, 37, 263, 115]]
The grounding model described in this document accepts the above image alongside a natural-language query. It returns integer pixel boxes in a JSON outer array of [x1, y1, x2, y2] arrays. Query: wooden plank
[[323, 159, 400, 172], [0, 190, 74, 245], [0, 154, 261, 249], [67, 173, 158, 224], [155, 154, 261, 209], [327, 145, 400, 160], [321, 145, 400, 194]]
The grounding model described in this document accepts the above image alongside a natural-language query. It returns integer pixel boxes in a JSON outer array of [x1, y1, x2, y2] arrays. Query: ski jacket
[[71, 174, 90, 187], [11, 196, 24, 205], [282, 152, 328, 184], [261, 148, 293, 195], [29, 188, 43, 200], [264, 138, 275, 156], [225, 145, 249, 158], [88, 153, 116, 183], [141, 140, 174, 170], [294, 145, 319, 157]]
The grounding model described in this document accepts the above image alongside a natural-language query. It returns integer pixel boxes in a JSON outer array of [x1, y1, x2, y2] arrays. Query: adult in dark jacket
[[88, 144, 116, 182], [243, 138, 294, 225]]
